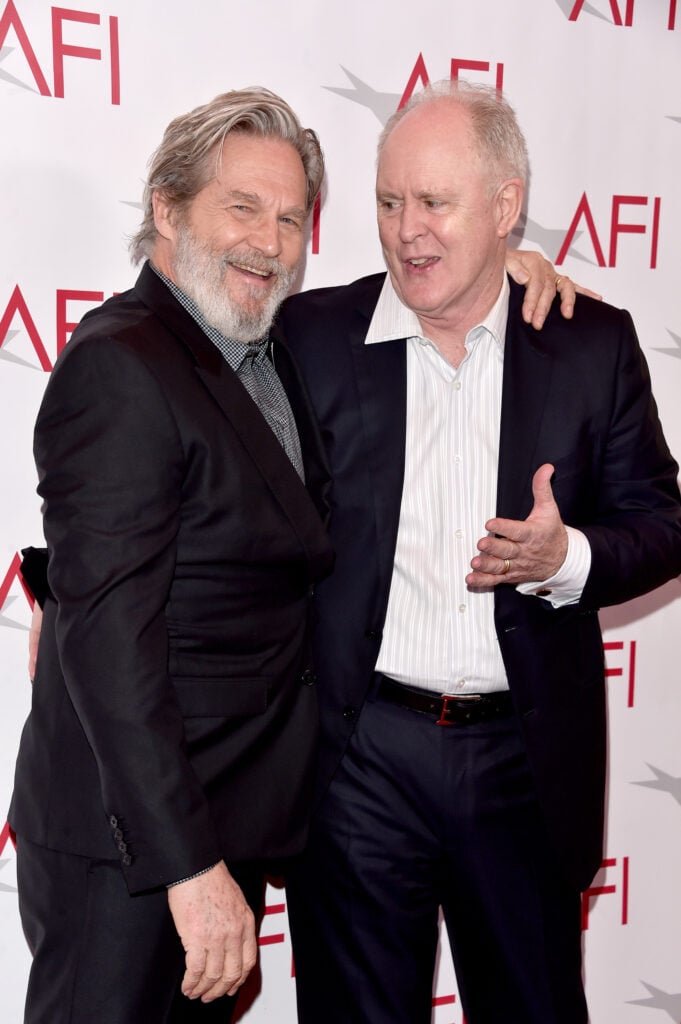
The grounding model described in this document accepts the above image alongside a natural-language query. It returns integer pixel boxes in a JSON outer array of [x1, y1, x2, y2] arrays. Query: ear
[[494, 178, 524, 239], [152, 190, 178, 245]]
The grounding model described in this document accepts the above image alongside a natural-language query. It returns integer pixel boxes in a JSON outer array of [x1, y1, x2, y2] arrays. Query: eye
[[377, 198, 401, 212], [424, 198, 445, 210], [280, 215, 303, 229]]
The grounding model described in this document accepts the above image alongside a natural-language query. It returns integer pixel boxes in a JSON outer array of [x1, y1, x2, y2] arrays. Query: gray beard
[[172, 224, 297, 343]]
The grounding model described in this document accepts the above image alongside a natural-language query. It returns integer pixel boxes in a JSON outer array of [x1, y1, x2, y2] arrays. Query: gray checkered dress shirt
[[151, 263, 304, 480]]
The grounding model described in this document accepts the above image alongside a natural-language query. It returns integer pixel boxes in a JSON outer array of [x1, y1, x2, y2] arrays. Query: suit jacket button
[[300, 669, 317, 686], [122, 854, 132, 867], [109, 815, 118, 828], [343, 706, 356, 721], [113, 828, 123, 841], [118, 841, 127, 853]]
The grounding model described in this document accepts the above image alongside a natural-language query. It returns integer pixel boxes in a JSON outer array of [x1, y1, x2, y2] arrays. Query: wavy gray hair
[[130, 87, 324, 264]]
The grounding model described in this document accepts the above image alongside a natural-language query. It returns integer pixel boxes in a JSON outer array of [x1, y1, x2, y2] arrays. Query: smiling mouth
[[229, 261, 276, 280], [406, 256, 439, 268]]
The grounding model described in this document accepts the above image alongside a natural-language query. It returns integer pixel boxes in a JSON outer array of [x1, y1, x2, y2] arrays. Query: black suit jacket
[[10, 263, 333, 894], [278, 273, 681, 890]]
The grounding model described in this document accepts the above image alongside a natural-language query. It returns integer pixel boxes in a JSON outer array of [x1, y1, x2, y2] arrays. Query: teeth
[[409, 258, 430, 266], [234, 264, 271, 277]]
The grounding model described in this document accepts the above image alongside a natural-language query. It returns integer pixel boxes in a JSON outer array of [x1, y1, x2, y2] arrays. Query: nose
[[249, 213, 282, 257], [398, 201, 426, 244]]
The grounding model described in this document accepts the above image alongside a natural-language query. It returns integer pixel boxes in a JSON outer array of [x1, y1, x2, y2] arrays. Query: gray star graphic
[[0, 45, 38, 92], [628, 981, 681, 1019], [324, 68, 402, 127], [0, 595, 30, 632], [668, 117, 681, 125], [120, 201, 144, 210], [0, 328, 44, 370], [0, 859, 17, 894], [652, 330, 681, 361], [555, 0, 611, 22], [633, 764, 681, 806], [512, 215, 595, 265]]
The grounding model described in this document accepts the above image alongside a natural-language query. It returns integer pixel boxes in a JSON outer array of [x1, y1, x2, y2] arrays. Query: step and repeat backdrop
[[1, 1, 680, 1021]]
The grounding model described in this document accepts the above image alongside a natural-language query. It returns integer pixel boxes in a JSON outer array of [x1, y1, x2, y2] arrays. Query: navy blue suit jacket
[[278, 273, 681, 890]]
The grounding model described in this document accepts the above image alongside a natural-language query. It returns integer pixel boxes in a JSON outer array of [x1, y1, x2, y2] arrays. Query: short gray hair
[[378, 80, 529, 192], [130, 87, 324, 264]]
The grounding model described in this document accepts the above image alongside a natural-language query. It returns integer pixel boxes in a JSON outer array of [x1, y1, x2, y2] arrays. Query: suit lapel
[[349, 281, 407, 607], [268, 328, 332, 528], [133, 263, 328, 564], [497, 278, 555, 520]]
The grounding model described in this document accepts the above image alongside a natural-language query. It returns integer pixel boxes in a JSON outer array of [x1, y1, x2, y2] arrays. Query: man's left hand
[[466, 464, 568, 589], [505, 249, 602, 330]]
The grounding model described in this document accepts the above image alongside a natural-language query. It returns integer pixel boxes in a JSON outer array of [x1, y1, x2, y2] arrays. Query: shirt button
[[455, 529, 463, 540], [458, 604, 466, 613], [454, 381, 462, 391], [455, 679, 466, 690], [454, 455, 462, 464]]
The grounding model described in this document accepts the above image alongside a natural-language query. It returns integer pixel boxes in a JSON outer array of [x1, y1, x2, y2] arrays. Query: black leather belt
[[377, 675, 514, 726]]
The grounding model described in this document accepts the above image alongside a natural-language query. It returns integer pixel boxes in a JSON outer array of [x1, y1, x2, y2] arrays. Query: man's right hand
[[28, 603, 43, 682], [167, 861, 257, 1003]]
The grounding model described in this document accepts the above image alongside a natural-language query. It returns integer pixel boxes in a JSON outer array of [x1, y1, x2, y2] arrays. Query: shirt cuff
[[166, 862, 220, 889], [515, 526, 591, 607]]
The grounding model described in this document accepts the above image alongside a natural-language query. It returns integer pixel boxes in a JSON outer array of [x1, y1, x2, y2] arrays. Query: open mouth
[[405, 256, 439, 268], [229, 262, 275, 281]]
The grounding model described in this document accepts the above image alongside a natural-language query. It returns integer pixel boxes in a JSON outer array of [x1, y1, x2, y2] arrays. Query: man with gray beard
[[11, 86, 576, 1024], [9, 88, 334, 1024]]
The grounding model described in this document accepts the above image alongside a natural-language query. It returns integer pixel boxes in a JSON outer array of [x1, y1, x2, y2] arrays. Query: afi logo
[[604, 640, 637, 707], [0, 552, 35, 617], [0, 821, 17, 856], [0, 1, 120, 103], [432, 992, 465, 1024], [399, 53, 504, 109], [581, 856, 629, 929], [0, 286, 108, 371], [259, 898, 286, 949], [556, 193, 661, 268], [0, 821, 18, 894], [567, 0, 678, 30]]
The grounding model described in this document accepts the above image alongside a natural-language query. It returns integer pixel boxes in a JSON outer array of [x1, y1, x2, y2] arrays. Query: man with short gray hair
[[282, 81, 681, 1024]]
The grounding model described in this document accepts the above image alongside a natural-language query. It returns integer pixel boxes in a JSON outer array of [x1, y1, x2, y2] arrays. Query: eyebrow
[[226, 190, 261, 205], [226, 190, 307, 220], [375, 188, 455, 200]]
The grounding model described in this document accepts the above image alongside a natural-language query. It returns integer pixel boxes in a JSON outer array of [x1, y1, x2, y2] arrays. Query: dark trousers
[[16, 837, 264, 1024], [287, 687, 588, 1024]]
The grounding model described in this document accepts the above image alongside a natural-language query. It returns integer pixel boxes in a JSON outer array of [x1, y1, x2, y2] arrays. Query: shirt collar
[[149, 261, 267, 372], [365, 272, 510, 355]]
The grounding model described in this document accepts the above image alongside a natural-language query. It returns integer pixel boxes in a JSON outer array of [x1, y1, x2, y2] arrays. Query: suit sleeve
[[579, 311, 681, 609], [35, 335, 221, 893]]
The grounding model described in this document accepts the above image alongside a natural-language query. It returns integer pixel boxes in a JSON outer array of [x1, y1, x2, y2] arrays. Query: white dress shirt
[[368, 274, 591, 694]]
